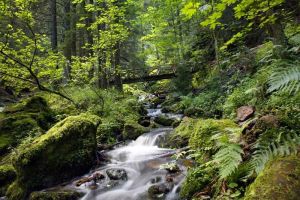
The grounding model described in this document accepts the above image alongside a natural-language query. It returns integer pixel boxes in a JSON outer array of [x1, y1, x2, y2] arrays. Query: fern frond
[[249, 132, 300, 175], [213, 143, 244, 179], [268, 62, 300, 94]]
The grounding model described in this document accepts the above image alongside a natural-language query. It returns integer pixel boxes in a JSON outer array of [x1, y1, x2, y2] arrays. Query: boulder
[[138, 116, 151, 127], [237, 106, 255, 122], [6, 114, 98, 200], [148, 183, 172, 199], [106, 168, 127, 181], [122, 121, 149, 140], [244, 155, 300, 200], [0, 96, 55, 155], [154, 115, 175, 126], [29, 190, 84, 200]]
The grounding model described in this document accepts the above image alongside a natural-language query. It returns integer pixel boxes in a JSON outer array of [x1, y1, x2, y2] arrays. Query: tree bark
[[50, 0, 58, 51]]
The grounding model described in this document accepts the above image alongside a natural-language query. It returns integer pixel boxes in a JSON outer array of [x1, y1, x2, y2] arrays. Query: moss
[[29, 190, 84, 200], [0, 165, 16, 196], [0, 96, 56, 155], [7, 114, 97, 199], [154, 115, 176, 126], [180, 165, 214, 199], [6, 181, 26, 200], [97, 123, 122, 144], [188, 119, 238, 150], [244, 155, 300, 200], [122, 120, 149, 140], [168, 118, 197, 148]]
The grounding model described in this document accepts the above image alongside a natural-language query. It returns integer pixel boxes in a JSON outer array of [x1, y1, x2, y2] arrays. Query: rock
[[164, 164, 180, 174], [148, 183, 172, 199], [0, 96, 55, 156], [29, 190, 84, 200], [183, 107, 204, 118], [244, 155, 300, 200], [0, 165, 16, 196], [255, 114, 279, 130], [75, 172, 105, 186], [106, 168, 127, 181], [154, 115, 175, 126], [237, 106, 255, 122], [97, 123, 122, 144], [122, 121, 149, 140], [138, 116, 151, 127], [6, 114, 98, 200], [150, 177, 162, 184], [171, 120, 181, 128]]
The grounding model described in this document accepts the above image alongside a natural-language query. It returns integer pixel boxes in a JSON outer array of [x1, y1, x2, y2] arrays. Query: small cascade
[[65, 97, 187, 200]]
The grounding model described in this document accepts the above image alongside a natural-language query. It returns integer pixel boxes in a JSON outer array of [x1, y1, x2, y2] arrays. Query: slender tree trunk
[[50, 0, 58, 51]]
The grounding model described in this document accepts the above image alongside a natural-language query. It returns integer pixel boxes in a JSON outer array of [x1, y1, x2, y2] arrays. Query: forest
[[0, 0, 300, 199]]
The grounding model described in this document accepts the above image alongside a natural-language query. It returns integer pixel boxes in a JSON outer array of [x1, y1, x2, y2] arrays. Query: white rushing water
[[67, 107, 187, 200], [74, 127, 186, 200]]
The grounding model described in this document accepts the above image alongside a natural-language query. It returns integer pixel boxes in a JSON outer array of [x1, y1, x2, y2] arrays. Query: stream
[[66, 106, 187, 200]]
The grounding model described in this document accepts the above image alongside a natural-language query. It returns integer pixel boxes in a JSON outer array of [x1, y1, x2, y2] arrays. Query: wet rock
[[29, 190, 84, 200], [165, 175, 174, 183], [138, 116, 151, 127], [75, 172, 105, 186], [150, 177, 162, 184], [237, 106, 255, 122], [244, 155, 300, 200], [122, 121, 149, 140], [154, 115, 175, 126], [106, 168, 127, 181], [148, 183, 171, 199], [164, 164, 181, 174]]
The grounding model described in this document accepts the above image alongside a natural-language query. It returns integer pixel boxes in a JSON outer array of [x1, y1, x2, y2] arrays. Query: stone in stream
[[29, 190, 84, 200], [148, 183, 174, 199], [106, 168, 128, 181], [154, 115, 176, 126], [75, 172, 105, 187]]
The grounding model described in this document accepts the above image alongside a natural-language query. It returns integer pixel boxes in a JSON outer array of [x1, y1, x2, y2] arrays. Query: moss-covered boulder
[[0, 165, 16, 196], [97, 122, 123, 144], [122, 121, 149, 140], [154, 115, 176, 126], [0, 96, 55, 155], [29, 190, 84, 200], [6, 114, 98, 200], [244, 155, 300, 200], [189, 119, 238, 150]]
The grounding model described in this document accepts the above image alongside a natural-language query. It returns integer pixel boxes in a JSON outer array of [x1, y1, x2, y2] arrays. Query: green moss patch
[[245, 155, 300, 200], [6, 114, 98, 199]]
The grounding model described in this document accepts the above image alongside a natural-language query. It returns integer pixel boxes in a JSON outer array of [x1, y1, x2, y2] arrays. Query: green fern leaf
[[249, 133, 300, 175], [213, 143, 244, 179], [268, 62, 300, 94]]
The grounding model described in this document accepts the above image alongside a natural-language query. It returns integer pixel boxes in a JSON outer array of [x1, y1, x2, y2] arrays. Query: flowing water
[[67, 108, 186, 200]]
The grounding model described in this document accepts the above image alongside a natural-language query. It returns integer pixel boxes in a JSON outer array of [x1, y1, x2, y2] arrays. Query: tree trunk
[[50, 0, 58, 51]]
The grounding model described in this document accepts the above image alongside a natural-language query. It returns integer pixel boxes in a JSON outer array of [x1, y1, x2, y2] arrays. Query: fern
[[213, 143, 244, 179], [249, 132, 300, 175], [268, 61, 300, 94]]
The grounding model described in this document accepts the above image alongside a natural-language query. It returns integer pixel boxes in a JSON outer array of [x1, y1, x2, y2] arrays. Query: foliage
[[268, 60, 300, 94], [249, 132, 300, 175], [212, 143, 244, 179]]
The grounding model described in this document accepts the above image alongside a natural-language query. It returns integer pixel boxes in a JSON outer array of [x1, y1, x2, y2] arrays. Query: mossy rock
[[189, 119, 238, 150], [0, 96, 56, 155], [167, 117, 197, 148], [244, 155, 300, 200], [0, 165, 16, 196], [29, 190, 84, 200], [154, 115, 176, 126], [97, 122, 122, 144], [122, 121, 149, 140], [6, 114, 98, 199], [180, 165, 214, 199]]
